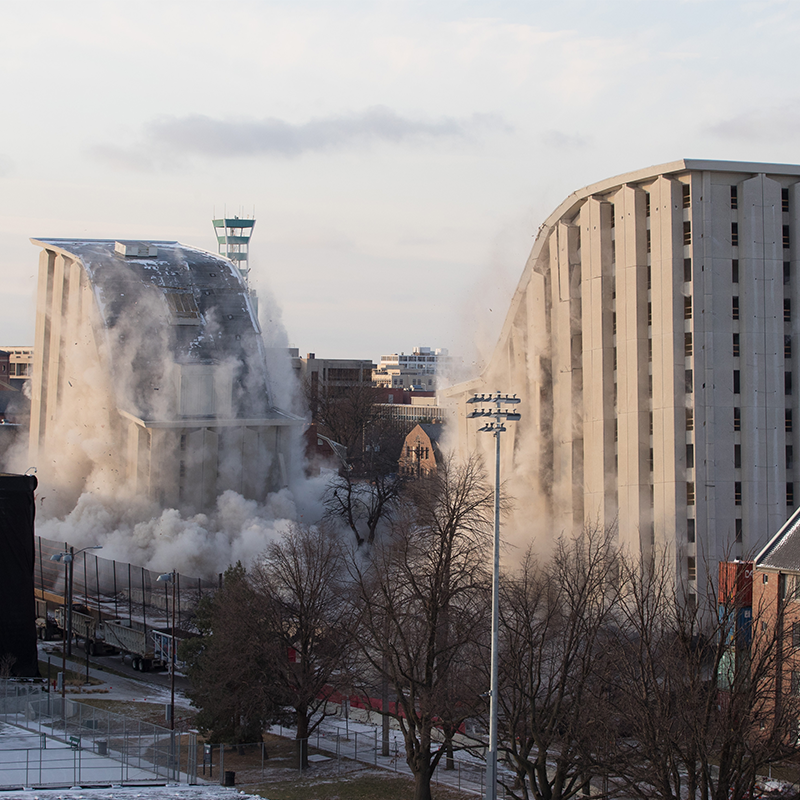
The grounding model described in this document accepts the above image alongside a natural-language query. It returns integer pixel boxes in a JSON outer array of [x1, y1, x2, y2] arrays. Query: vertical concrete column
[[29, 249, 55, 461], [614, 185, 650, 555], [649, 176, 683, 561], [741, 175, 784, 547], [551, 222, 581, 532], [42, 254, 69, 449], [580, 198, 616, 530]]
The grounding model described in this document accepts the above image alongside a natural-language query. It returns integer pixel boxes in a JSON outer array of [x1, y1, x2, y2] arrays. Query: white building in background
[[29, 239, 300, 511], [373, 346, 454, 389], [448, 159, 800, 594]]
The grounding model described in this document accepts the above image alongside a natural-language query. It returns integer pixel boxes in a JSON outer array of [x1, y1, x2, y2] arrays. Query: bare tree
[[600, 554, 799, 800], [351, 455, 494, 800], [497, 525, 623, 800], [251, 523, 357, 769], [325, 470, 405, 547]]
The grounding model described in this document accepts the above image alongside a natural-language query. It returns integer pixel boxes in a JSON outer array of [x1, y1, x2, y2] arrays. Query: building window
[[783, 187, 790, 213], [731, 222, 739, 247], [687, 518, 696, 543], [734, 370, 741, 394], [686, 408, 694, 431], [735, 481, 742, 505], [734, 444, 741, 469], [648, 302, 653, 325], [684, 221, 692, 246], [732, 296, 739, 320], [688, 556, 697, 581], [735, 518, 743, 543], [645, 192, 650, 217], [734, 407, 741, 431], [787, 335, 793, 359], [648, 338, 653, 362], [784, 225, 792, 250], [732, 259, 739, 283], [646, 229, 651, 254], [733, 333, 740, 358], [686, 443, 694, 469], [687, 482, 695, 506], [789, 483, 795, 507], [612, 312, 617, 335], [685, 369, 693, 394], [650, 411, 654, 435], [788, 445, 794, 470], [684, 297, 692, 320], [731, 185, 738, 209], [793, 621, 800, 649], [786, 298, 792, 323], [683, 183, 691, 209], [684, 258, 692, 282], [613, 348, 617, 371], [787, 408, 793, 433], [648, 374, 653, 397], [792, 672, 800, 696], [786, 261, 792, 285], [685, 332, 693, 357], [649, 448, 654, 472], [787, 372, 793, 396]]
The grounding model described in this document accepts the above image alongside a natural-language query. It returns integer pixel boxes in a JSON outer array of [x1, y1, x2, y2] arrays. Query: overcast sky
[[1, 0, 799, 362]]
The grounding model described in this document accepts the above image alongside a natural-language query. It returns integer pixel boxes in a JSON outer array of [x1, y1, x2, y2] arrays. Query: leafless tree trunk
[[351, 454, 493, 800], [250, 523, 357, 770], [600, 553, 799, 800], [497, 524, 623, 800]]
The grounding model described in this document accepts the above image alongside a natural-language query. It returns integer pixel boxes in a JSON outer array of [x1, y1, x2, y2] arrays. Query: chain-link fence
[[0, 681, 197, 789]]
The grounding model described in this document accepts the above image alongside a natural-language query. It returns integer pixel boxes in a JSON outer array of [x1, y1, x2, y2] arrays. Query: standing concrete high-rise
[[448, 159, 800, 595]]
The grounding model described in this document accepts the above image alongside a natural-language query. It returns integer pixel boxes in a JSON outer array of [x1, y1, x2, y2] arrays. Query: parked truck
[[103, 618, 170, 671], [54, 605, 103, 653]]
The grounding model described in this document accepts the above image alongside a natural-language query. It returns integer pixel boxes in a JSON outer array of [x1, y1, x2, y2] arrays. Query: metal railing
[[0, 682, 195, 788]]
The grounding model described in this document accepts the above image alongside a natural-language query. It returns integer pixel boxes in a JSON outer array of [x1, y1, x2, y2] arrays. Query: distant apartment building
[[291, 350, 375, 398], [373, 346, 453, 390], [0, 347, 33, 424], [0, 347, 34, 385]]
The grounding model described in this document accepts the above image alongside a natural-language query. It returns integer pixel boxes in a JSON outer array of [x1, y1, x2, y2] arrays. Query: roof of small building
[[755, 506, 800, 571]]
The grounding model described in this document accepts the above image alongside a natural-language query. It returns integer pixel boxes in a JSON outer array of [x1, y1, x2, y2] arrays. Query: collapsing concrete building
[[29, 238, 300, 511]]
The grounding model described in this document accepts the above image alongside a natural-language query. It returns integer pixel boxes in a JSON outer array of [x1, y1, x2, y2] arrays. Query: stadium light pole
[[467, 392, 521, 800]]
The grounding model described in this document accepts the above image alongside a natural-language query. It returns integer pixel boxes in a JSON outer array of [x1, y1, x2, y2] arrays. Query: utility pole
[[467, 392, 521, 800]]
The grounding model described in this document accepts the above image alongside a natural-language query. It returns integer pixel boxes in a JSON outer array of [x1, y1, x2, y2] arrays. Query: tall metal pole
[[66, 548, 74, 656], [467, 391, 520, 800]]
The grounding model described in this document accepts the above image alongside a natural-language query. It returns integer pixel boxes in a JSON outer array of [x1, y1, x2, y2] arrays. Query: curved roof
[[30, 238, 289, 423]]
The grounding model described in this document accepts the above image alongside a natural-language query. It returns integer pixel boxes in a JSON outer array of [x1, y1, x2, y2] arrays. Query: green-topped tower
[[212, 215, 256, 287]]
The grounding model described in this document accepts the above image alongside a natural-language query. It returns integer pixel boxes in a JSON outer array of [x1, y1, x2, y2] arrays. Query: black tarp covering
[[0, 473, 39, 677]]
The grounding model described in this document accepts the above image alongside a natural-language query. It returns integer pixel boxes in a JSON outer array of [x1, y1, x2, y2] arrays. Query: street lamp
[[50, 545, 102, 693], [157, 572, 177, 731], [467, 392, 521, 800], [157, 571, 177, 781]]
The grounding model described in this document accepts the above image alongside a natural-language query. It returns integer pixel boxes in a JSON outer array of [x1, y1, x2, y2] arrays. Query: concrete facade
[[29, 239, 299, 511], [448, 160, 800, 593]]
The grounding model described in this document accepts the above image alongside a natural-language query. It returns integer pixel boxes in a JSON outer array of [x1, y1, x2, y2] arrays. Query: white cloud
[[89, 107, 511, 171]]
